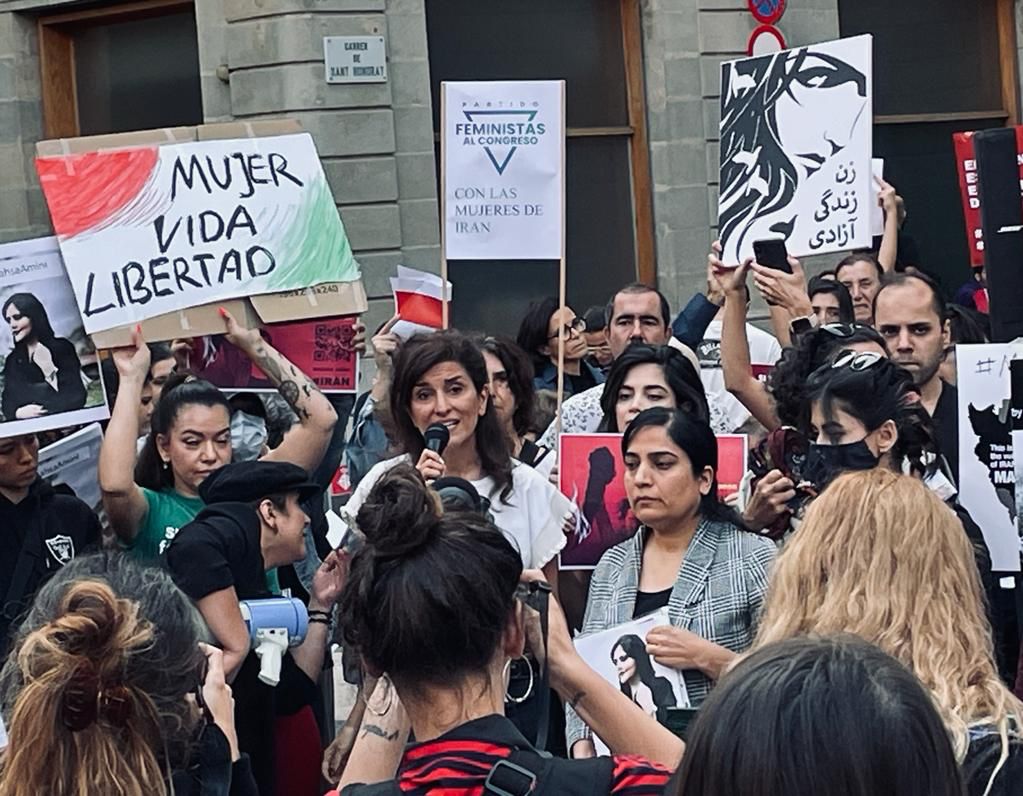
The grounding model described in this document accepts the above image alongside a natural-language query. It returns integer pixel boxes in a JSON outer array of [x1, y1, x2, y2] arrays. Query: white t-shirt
[[342, 454, 569, 570], [696, 320, 783, 434]]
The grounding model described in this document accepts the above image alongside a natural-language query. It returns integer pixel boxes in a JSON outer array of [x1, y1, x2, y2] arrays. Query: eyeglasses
[[548, 317, 585, 341], [831, 350, 884, 371]]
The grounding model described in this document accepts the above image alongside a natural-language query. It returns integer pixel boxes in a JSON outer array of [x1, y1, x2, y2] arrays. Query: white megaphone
[[239, 597, 309, 686]]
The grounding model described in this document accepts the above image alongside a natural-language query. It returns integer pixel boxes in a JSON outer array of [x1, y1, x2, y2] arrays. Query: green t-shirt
[[130, 488, 205, 561], [131, 487, 282, 593]]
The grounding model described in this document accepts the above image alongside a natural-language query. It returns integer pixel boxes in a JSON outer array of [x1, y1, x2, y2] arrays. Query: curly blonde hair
[[755, 469, 1021, 761]]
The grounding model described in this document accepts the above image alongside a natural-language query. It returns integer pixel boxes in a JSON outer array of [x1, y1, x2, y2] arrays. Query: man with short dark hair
[[873, 272, 955, 476]]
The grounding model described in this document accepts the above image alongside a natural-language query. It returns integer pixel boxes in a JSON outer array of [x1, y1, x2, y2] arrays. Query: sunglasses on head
[[820, 323, 866, 338], [831, 350, 884, 371]]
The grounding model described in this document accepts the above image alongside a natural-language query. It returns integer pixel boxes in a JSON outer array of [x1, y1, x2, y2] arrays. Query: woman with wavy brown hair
[[755, 468, 1022, 796]]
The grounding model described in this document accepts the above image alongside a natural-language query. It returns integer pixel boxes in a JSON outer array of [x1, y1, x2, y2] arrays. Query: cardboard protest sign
[[559, 433, 751, 569], [0, 237, 108, 437], [718, 35, 873, 265], [188, 315, 359, 394], [952, 128, 1023, 267], [38, 423, 104, 513], [573, 610, 689, 755], [442, 81, 564, 260], [390, 266, 452, 340], [956, 344, 1020, 572], [36, 133, 359, 335]]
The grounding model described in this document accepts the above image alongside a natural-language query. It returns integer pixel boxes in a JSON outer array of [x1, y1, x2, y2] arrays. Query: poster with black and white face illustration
[[957, 344, 1020, 573], [573, 610, 689, 755], [1012, 359, 1023, 553], [0, 237, 108, 437], [718, 35, 873, 265]]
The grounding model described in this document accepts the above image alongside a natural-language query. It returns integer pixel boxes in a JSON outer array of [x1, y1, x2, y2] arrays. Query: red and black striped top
[[392, 715, 671, 795]]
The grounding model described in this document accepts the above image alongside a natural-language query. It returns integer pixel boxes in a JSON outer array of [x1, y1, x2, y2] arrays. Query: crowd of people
[[0, 170, 1015, 796]]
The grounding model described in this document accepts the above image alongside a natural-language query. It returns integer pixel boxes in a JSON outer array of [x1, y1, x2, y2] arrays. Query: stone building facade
[[0, 0, 1018, 337]]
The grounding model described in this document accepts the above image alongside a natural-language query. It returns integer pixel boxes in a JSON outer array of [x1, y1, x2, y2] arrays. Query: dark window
[[427, 0, 651, 336], [840, 0, 1016, 292], [840, 0, 1003, 116], [39, 2, 203, 139], [74, 11, 203, 135]]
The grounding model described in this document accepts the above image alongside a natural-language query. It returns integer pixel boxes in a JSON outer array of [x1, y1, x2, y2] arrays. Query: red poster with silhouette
[[558, 433, 749, 570]]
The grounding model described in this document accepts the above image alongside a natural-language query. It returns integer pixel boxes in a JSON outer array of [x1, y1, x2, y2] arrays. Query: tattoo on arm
[[278, 380, 307, 418], [248, 342, 323, 421], [360, 724, 400, 742]]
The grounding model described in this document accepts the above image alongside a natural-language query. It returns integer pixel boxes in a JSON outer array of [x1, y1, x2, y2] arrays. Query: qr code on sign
[[314, 323, 355, 362]]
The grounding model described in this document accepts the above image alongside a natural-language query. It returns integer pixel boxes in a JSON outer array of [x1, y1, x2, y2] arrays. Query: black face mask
[[804, 440, 878, 489]]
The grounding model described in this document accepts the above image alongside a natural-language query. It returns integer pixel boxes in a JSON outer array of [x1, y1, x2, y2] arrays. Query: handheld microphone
[[423, 422, 450, 456]]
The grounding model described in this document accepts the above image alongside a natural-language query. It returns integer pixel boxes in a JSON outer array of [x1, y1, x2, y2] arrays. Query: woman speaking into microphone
[[343, 331, 571, 586]]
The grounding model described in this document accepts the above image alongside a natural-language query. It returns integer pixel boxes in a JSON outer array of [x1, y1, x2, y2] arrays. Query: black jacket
[[0, 478, 101, 656], [164, 503, 317, 796], [1, 338, 86, 420]]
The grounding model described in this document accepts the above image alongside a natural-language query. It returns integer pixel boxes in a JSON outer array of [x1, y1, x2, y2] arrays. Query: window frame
[[429, 0, 655, 286], [38, 0, 196, 139], [870, 0, 1018, 127]]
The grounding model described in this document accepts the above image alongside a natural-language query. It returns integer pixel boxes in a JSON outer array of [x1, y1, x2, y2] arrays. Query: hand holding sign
[[218, 306, 262, 353], [876, 175, 897, 216], [112, 326, 152, 384]]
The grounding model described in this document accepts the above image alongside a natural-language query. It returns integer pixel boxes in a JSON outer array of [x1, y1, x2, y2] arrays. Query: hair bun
[[20, 580, 150, 675], [357, 464, 440, 559]]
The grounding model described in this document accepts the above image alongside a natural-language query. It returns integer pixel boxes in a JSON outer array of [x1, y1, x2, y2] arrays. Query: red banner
[[953, 127, 1023, 266]]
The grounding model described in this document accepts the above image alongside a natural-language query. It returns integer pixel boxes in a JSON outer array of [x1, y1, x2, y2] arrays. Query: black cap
[[198, 460, 320, 505]]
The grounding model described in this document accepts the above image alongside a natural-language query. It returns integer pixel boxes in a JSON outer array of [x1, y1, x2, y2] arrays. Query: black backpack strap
[[532, 584, 551, 751], [486, 749, 615, 796]]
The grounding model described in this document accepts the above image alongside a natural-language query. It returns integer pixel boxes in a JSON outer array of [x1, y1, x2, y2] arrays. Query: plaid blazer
[[566, 518, 777, 749]]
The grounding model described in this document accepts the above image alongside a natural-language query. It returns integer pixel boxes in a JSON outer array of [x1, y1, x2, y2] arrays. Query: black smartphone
[[753, 238, 792, 273]]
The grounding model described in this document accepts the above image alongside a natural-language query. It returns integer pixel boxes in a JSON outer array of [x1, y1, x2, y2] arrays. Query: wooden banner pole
[[555, 81, 567, 438], [440, 82, 450, 329]]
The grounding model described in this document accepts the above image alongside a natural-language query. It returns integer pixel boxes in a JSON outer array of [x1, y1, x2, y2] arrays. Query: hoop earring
[[364, 674, 395, 717], [504, 656, 534, 704]]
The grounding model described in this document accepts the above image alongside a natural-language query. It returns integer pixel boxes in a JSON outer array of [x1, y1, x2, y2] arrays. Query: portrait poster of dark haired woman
[[0, 238, 108, 436], [574, 610, 689, 755], [718, 34, 873, 265]]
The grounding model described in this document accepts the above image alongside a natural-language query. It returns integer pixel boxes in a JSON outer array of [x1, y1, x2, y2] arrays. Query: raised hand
[[111, 325, 151, 382], [219, 307, 263, 352]]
